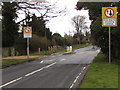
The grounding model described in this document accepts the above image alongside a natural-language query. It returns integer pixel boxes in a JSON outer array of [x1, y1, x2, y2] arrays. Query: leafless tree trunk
[[72, 15, 88, 44]]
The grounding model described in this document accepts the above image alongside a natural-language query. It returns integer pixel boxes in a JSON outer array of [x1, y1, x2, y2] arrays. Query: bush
[[14, 36, 26, 55], [30, 34, 51, 52]]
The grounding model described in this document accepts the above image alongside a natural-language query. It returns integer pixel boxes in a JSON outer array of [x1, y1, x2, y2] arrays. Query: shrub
[[30, 34, 50, 52]]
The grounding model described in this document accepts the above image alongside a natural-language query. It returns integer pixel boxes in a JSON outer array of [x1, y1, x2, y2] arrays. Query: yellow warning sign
[[23, 27, 32, 38], [102, 7, 117, 18], [102, 7, 117, 27]]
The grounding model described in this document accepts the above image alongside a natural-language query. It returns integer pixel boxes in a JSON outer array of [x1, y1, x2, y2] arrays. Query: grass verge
[[2, 58, 37, 68], [80, 53, 118, 88], [73, 43, 91, 50]]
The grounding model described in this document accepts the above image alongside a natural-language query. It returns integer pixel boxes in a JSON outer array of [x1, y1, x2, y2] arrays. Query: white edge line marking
[[83, 67, 86, 70], [70, 83, 74, 89], [69, 67, 86, 89], [0, 77, 22, 88]]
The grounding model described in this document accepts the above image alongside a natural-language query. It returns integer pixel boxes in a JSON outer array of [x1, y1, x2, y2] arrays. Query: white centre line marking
[[44, 62, 56, 68], [52, 56, 55, 57], [40, 61, 43, 63], [49, 60, 54, 62], [25, 62, 56, 77], [1, 62, 57, 88], [60, 59, 66, 61], [40, 60, 54, 63], [0, 77, 22, 88], [25, 68, 43, 77]]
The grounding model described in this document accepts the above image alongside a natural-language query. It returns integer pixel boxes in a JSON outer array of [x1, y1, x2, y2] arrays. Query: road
[[1, 46, 100, 89]]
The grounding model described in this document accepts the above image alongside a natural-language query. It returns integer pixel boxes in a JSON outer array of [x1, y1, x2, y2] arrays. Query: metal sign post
[[27, 38, 29, 59], [109, 27, 111, 64], [102, 7, 117, 64]]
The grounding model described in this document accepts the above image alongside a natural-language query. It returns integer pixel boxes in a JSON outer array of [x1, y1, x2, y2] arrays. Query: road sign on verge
[[102, 7, 117, 27], [102, 7, 118, 64], [23, 27, 32, 38]]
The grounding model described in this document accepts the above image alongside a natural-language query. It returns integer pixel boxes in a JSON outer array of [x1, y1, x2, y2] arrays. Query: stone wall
[[2, 47, 19, 57]]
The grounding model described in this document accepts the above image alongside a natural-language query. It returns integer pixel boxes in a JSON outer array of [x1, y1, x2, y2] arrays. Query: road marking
[[40, 61, 43, 63], [69, 66, 86, 89], [77, 51, 96, 55], [1, 62, 57, 88], [70, 83, 74, 89], [83, 67, 86, 70], [0, 77, 22, 88], [44, 62, 56, 68], [40, 60, 54, 63], [60, 59, 66, 61], [52, 56, 55, 57], [25, 62, 56, 77], [97, 49, 100, 53], [49, 60, 54, 61], [70, 72, 82, 89], [25, 68, 43, 77]]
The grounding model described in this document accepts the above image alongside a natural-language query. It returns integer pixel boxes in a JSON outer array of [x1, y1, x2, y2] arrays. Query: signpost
[[102, 7, 117, 64], [23, 27, 32, 58]]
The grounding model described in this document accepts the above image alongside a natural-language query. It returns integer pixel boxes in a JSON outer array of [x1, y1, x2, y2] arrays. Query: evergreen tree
[[2, 2, 18, 47], [30, 14, 52, 39]]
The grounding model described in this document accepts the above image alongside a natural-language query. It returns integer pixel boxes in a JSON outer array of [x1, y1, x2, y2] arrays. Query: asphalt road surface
[[1, 46, 100, 89]]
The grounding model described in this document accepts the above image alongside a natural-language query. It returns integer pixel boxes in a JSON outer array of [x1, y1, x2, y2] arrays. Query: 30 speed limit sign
[[102, 7, 117, 27]]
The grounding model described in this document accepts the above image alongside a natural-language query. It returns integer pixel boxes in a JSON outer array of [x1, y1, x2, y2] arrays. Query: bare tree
[[15, 0, 67, 24], [72, 15, 88, 44]]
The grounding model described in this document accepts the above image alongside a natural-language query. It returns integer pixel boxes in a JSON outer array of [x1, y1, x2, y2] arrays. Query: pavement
[[1, 46, 100, 89], [2, 56, 41, 59]]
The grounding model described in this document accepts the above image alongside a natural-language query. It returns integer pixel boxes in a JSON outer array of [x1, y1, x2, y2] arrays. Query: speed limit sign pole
[[27, 37, 29, 59], [102, 7, 117, 64], [23, 26, 32, 58]]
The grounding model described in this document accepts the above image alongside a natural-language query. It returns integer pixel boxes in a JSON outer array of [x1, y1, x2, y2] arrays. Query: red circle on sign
[[25, 28, 30, 33], [104, 8, 114, 18]]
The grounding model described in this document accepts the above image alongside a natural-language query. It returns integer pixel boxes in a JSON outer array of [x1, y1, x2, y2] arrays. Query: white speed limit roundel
[[105, 8, 114, 18]]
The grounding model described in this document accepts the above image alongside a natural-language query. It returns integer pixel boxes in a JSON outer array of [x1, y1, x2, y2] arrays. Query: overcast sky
[[46, 0, 91, 36], [17, 0, 91, 36]]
